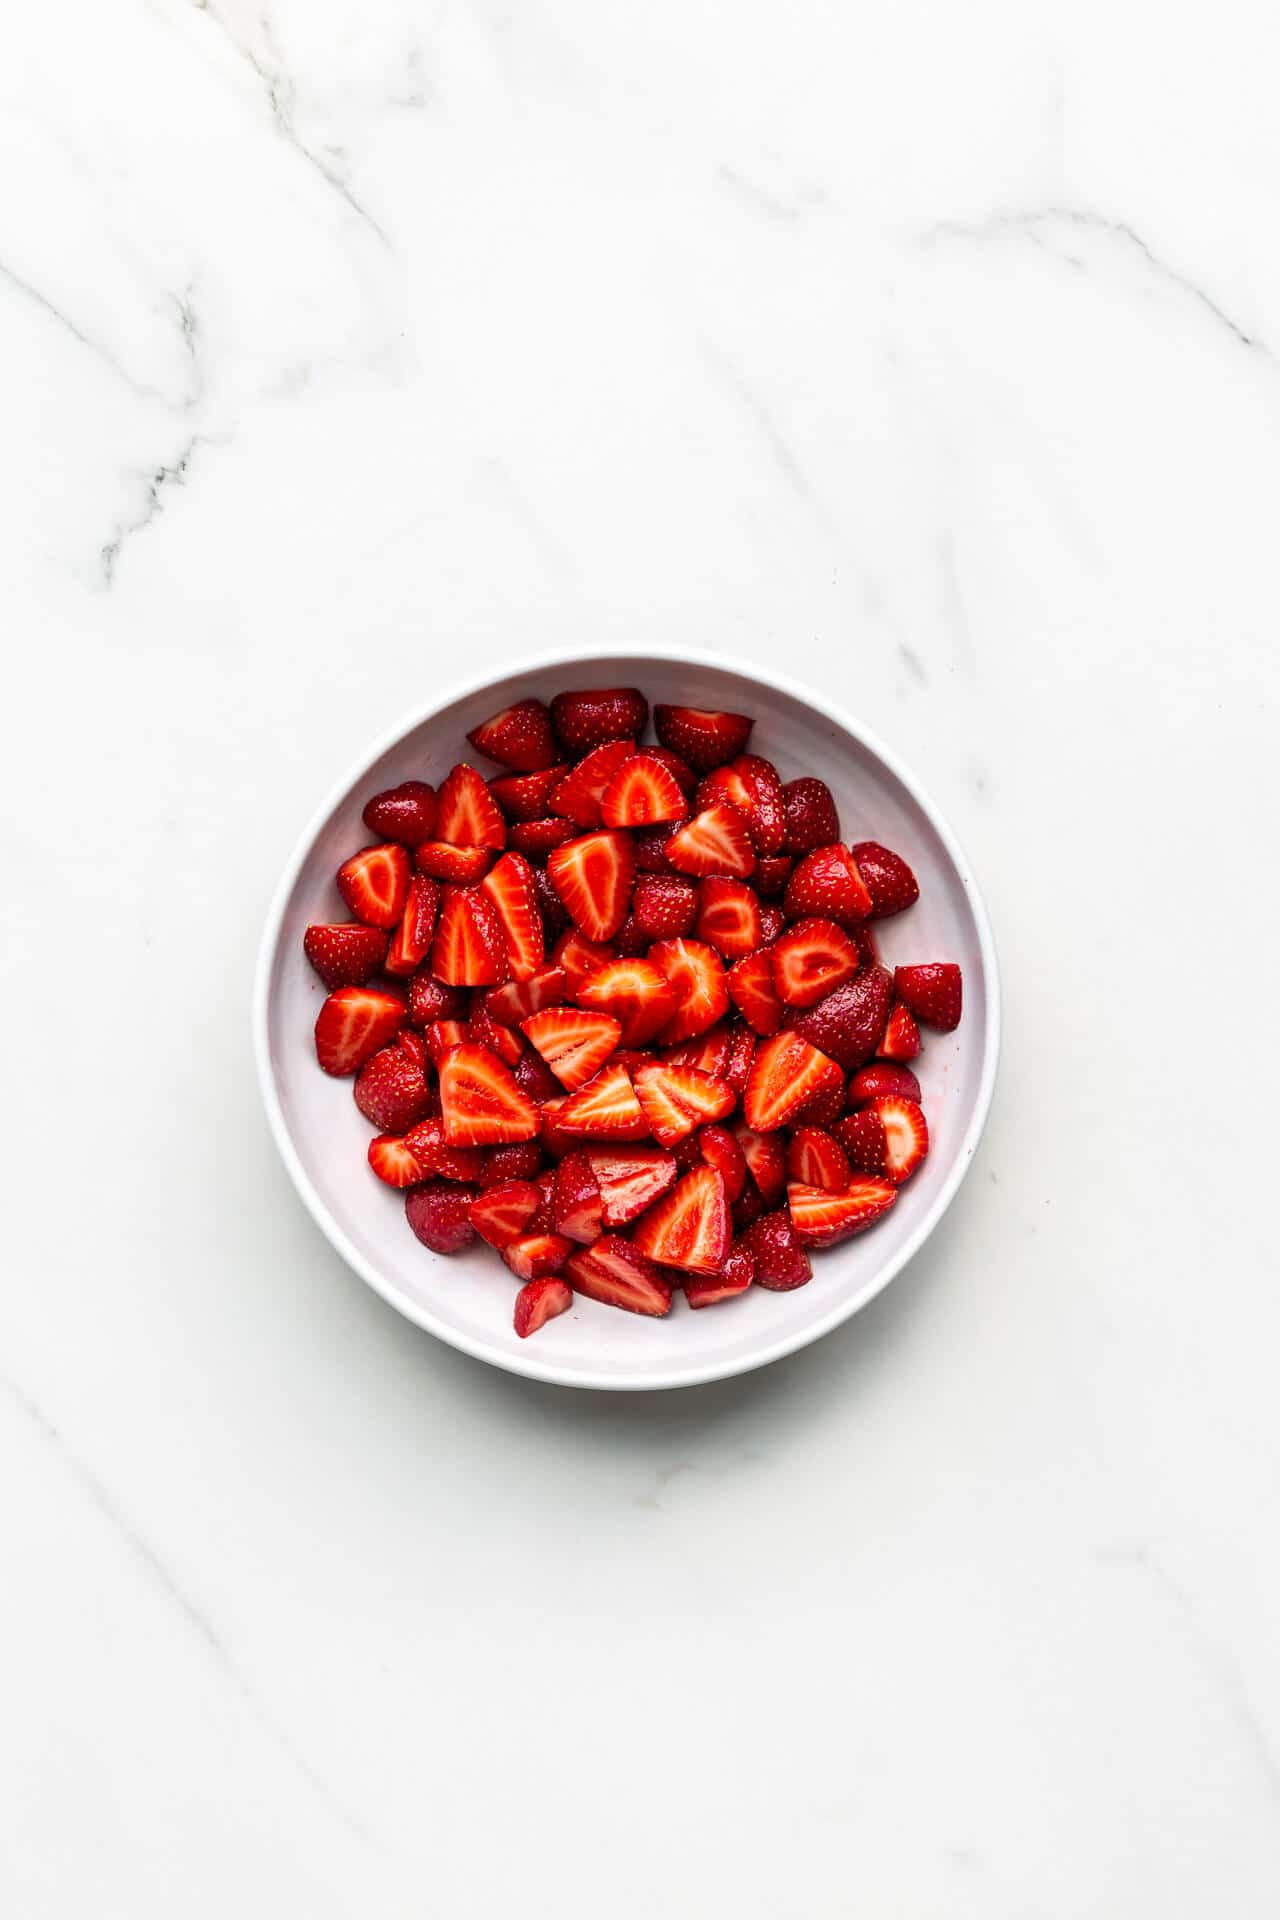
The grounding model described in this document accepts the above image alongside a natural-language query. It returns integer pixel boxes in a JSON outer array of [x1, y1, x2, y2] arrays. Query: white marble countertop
[[4, 3, 1279, 1913]]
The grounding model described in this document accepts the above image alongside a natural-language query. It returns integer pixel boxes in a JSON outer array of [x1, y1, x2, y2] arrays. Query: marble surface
[[3, 2, 1279, 1912]]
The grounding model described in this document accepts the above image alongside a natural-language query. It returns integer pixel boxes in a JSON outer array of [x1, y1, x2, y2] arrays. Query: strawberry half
[[431, 887, 509, 986], [437, 1042, 540, 1145], [513, 1276, 573, 1338], [654, 704, 753, 772], [435, 763, 507, 849], [662, 1026, 731, 1077], [693, 1123, 747, 1203], [303, 922, 388, 990], [503, 1232, 574, 1281], [729, 1123, 787, 1206], [600, 753, 688, 828], [847, 1062, 922, 1106], [368, 1134, 426, 1188], [402, 1116, 486, 1182], [577, 957, 676, 1047], [468, 996, 524, 1067], [467, 697, 557, 772], [354, 1044, 434, 1132], [563, 1236, 672, 1316], [784, 845, 872, 927], [633, 1062, 734, 1146], [477, 1140, 543, 1186], [555, 1063, 649, 1140], [469, 1180, 542, 1249], [552, 1153, 605, 1243], [483, 963, 567, 1028], [685, 1242, 755, 1308], [480, 851, 544, 981], [384, 873, 441, 976], [547, 831, 635, 942], [648, 938, 729, 1043], [414, 842, 492, 884], [551, 927, 616, 992], [551, 688, 648, 755], [488, 764, 570, 822], [789, 966, 893, 1072], [645, 746, 697, 798], [782, 778, 839, 853], [877, 1002, 921, 1061], [314, 985, 405, 1075], [743, 1030, 842, 1132], [549, 740, 636, 828], [696, 754, 785, 853], [362, 780, 438, 846], [634, 824, 679, 873], [337, 844, 411, 929], [423, 1019, 470, 1065], [695, 877, 762, 959], [727, 948, 783, 1036], [786, 1127, 851, 1192], [787, 1177, 897, 1246], [894, 963, 963, 1032], [633, 873, 698, 940], [522, 1007, 621, 1090], [722, 1023, 757, 1095], [666, 805, 755, 879], [849, 841, 919, 918], [404, 1181, 478, 1253], [586, 1146, 678, 1226], [507, 819, 576, 861], [869, 1095, 928, 1184], [739, 1210, 812, 1289], [630, 1165, 730, 1274], [833, 1109, 887, 1177], [771, 918, 861, 1007]]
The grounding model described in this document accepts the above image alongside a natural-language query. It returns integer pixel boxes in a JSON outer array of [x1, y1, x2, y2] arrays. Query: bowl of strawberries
[[254, 651, 999, 1389]]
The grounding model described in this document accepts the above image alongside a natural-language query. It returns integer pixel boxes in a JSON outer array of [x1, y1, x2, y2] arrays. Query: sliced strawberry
[[531, 1168, 557, 1230], [613, 913, 649, 957], [368, 1133, 425, 1188], [743, 1030, 842, 1132], [467, 697, 556, 772], [849, 923, 880, 971], [729, 1122, 787, 1206], [784, 845, 872, 927], [693, 1123, 747, 1203], [563, 1236, 672, 1317], [555, 1063, 649, 1140], [488, 764, 570, 822], [632, 873, 698, 939], [548, 740, 635, 829], [354, 1044, 434, 1132], [754, 854, 793, 897], [782, 777, 839, 853], [402, 1115, 486, 1182], [634, 824, 679, 872], [648, 937, 729, 1044], [362, 779, 437, 846], [468, 996, 524, 1067], [407, 972, 467, 1028], [513, 1046, 562, 1105], [508, 818, 576, 861], [551, 926, 616, 993], [539, 1097, 574, 1157], [435, 763, 507, 849], [848, 1062, 922, 1106], [631, 1166, 730, 1274], [722, 1023, 756, 1095], [477, 1140, 543, 1187], [483, 964, 567, 1028], [849, 841, 919, 917], [503, 1231, 574, 1281], [759, 905, 786, 944], [786, 1127, 851, 1192], [740, 1210, 812, 1289], [685, 1241, 755, 1307], [513, 1276, 573, 1337], [314, 985, 405, 1075], [732, 1182, 765, 1233], [422, 1019, 470, 1065], [696, 754, 785, 853], [437, 1042, 540, 1146], [586, 1147, 678, 1226], [790, 1073, 846, 1128], [600, 753, 687, 828], [547, 831, 635, 942], [661, 1027, 731, 1077], [480, 850, 544, 981], [877, 1002, 921, 1061], [644, 746, 697, 798], [654, 704, 753, 772], [833, 1109, 887, 1176], [576, 957, 676, 1047], [404, 1181, 477, 1253], [666, 805, 755, 879], [336, 843, 411, 929], [532, 865, 571, 940], [695, 877, 761, 959], [384, 873, 440, 975], [414, 841, 492, 884], [772, 917, 861, 1007], [522, 1007, 621, 1090], [727, 949, 783, 1036], [303, 922, 388, 990], [870, 1096, 929, 1184], [431, 887, 509, 986], [552, 1153, 605, 1244], [397, 1029, 428, 1073], [551, 688, 648, 755], [894, 963, 963, 1032], [469, 1180, 542, 1249], [787, 1177, 897, 1246], [789, 966, 893, 1071], [633, 1061, 734, 1146]]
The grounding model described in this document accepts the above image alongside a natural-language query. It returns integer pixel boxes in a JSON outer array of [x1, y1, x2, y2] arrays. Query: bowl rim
[[252, 644, 1002, 1392]]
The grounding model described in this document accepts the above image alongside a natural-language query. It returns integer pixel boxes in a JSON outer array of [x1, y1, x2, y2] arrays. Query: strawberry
[[402, 1116, 486, 1182], [743, 1030, 842, 1132], [423, 1019, 470, 1065], [833, 1109, 887, 1176], [727, 949, 783, 1036], [314, 985, 405, 1075], [849, 841, 919, 918], [728, 1122, 787, 1206], [696, 754, 785, 853], [531, 865, 570, 939], [633, 873, 698, 939], [468, 996, 524, 1067], [789, 966, 893, 1071], [790, 1074, 846, 1128], [693, 1123, 747, 1203], [771, 918, 862, 1007], [725, 1024, 757, 1096], [480, 850, 544, 981], [522, 1007, 621, 1090], [414, 842, 493, 884], [662, 1027, 731, 1076], [407, 973, 467, 1028], [437, 1042, 540, 1145], [563, 1236, 672, 1316], [586, 1146, 679, 1226], [849, 923, 880, 972], [404, 1181, 477, 1254], [732, 1183, 765, 1233], [784, 845, 872, 927], [488, 765, 570, 822], [894, 963, 963, 1032], [362, 780, 438, 846], [551, 926, 616, 992], [431, 887, 509, 986], [759, 905, 786, 944], [654, 705, 753, 772], [484, 964, 567, 1028], [666, 805, 755, 879], [368, 1134, 426, 1188], [513, 1046, 562, 1105], [539, 1097, 574, 1157], [648, 938, 729, 1043], [303, 922, 388, 989], [577, 957, 676, 1047], [435, 763, 507, 849], [477, 1140, 543, 1187], [614, 914, 649, 957], [547, 831, 635, 942], [547, 740, 635, 829], [786, 1127, 851, 1192], [633, 1061, 734, 1146], [787, 1177, 897, 1246], [782, 777, 839, 853], [631, 1166, 730, 1274], [600, 753, 688, 828], [531, 1168, 557, 1230], [847, 1062, 922, 1106], [384, 873, 441, 975], [397, 1029, 429, 1073], [503, 1231, 574, 1281], [467, 698, 557, 772], [513, 1276, 573, 1337], [337, 843, 411, 929], [550, 688, 648, 755], [753, 854, 792, 897], [695, 877, 761, 959], [555, 1062, 649, 1140], [552, 1153, 605, 1243], [634, 824, 679, 873], [685, 1242, 755, 1308], [869, 1095, 928, 1184], [644, 746, 697, 798], [507, 818, 575, 861], [739, 1210, 812, 1289], [354, 1044, 434, 1132], [877, 1002, 921, 1061]]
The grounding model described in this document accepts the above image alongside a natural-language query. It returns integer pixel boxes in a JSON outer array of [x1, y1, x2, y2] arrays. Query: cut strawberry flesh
[[522, 1007, 622, 1091], [563, 1235, 673, 1316], [513, 1276, 573, 1338], [435, 763, 507, 849], [314, 985, 406, 1076], [480, 851, 544, 981], [633, 1062, 734, 1146], [666, 805, 755, 879], [771, 917, 861, 1007], [742, 1030, 842, 1133], [600, 753, 688, 828], [648, 937, 729, 1044], [337, 844, 412, 929], [576, 957, 677, 1048], [469, 1180, 542, 1249], [547, 831, 635, 942], [631, 1165, 730, 1273], [502, 1232, 574, 1281], [437, 1042, 540, 1146], [586, 1146, 678, 1226], [549, 739, 636, 827], [695, 877, 762, 959], [787, 1177, 897, 1246], [431, 887, 510, 986], [483, 963, 567, 1027], [555, 1063, 649, 1140]]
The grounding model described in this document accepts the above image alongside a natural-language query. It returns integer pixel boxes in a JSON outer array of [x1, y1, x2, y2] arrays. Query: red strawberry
[[431, 887, 509, 986], [834, 1109, 887, 1176], [531, 865, 570, 939], [354, 1044, 434, 1132], [696, 754, 785, 853], [397, 1029, 429, 1073], [685, 1242, 755, 1308], [644, 746, 697, 798], [849, 841, 919, 917], [522, 1007, 621, 1090], [648, 938, 729, 1043], [513, 1046, 562, 1105], [753, 854, 793, 897], [662, 1027, 731, 1077], [577, 957, 677, 1047], [743, 1030, 842, 1132], [787, 1177, 897, 1246], [314, 985, 405, 1075], [772, 918, 862, 1007], [631, 1166, 730, 1274], [303, 922, 388, 989], [548, 740, 635, 829], [547, 831, 635, 942], [407, 973, 467, 1028], [368, 1134, 425, 1187], [467, 697, 557, 772], [739, 1210, 812, 1290], [362, 780, 438, 846], [551, 926, 616, 992], [586, 1146, 678, 1226], [563, 1236, 672, 1316], [633, 873, 698, 939], [555, 1063, 649, 1141], [484, 964, 567, 1028], [877, 1002, 921, 1061], [337, 843, 411, 929], [468, 996, 524, 1067], [437, 1042, 540, 1146], [513, 1276, 573, 1337], [480, 850, 544, 981], [784, 845, 872, 927], [613, 914, 649, 957], [551, 688, 648, 755], [477, 1140, 543, 1186], [503, 1231, 574, 1281], [404, 1181, 477, 1254], [728, 1122, 787, 1207], [848, 1062, 922, 1106], [600, 753, 687, 828], [666, 805, 755, 879], [531, 1168, 557, 1230], [727, 949, 783, 1036], [384, 873, 440, 975], [414, 842, 493, 884], [552, 1153, 605, 1244], [488, 765, 569, 822], [782, 777, 839, 853], [894, 963, 963, 1032], [693, 1123, 747, 1203], [402, 1116, 486, 1182], [695, 877, 761, 959], [654, 705, 753, 772], [759, 905, 786, 944], [786, 1127, 851, 1192], [633, 1062, 734, 1147], [469, 1180, 542, 1249], [870, 1095, 929, 1184], [849, 923, 880, 972], [507, 818, 575, 861], [725, 1024, 757, 1096], [435, 763, 507, 849], [538, 1097, 574, 1157], [732, 1183, 765, 1233], [422, 1019, 470, 1065], [789, 966, 893, 1071], [790, 1073, 846, 1128], [634, 824, 679, 873]]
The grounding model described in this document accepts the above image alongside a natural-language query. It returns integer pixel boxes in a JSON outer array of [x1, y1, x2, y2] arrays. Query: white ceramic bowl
[[254, 650, 1000, 1390]]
